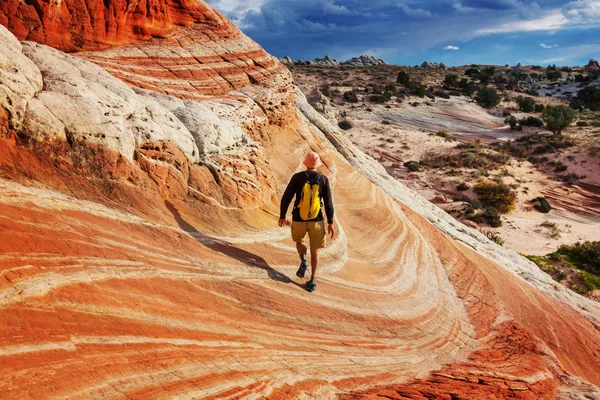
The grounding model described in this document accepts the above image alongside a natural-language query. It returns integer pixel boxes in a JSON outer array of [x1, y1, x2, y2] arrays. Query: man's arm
[[322, 177, 334, 224], [279, 174, 297, 220]]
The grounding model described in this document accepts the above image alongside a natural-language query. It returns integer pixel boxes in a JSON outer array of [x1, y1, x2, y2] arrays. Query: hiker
[[279, 152, 335, 292]]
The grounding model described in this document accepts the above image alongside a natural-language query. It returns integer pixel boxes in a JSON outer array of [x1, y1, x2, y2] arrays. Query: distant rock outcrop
[[421, 61, 446, 69], [280, 54, 387, 67], [511, 63, 525, 76], [343, 55, 387, 66], [586, 59, 600, 73]]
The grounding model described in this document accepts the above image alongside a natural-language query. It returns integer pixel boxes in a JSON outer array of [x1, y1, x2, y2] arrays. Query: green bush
[[531, 197, 552, 213], [571, 86, 600, 111], [542, 105, 576, 134], [415, 85, 427, 98], [518, 96, 536, 112], [474, 181, 517, 213], [403, 161, 423, 172], [535, 103, 545, 112], [557, 241, 600, 275], [436, 130, 456, 141], [338, 120, 353, 130], [457, 182, 470, 191], [343, 90, 359, 103], [444, 73, 459, 88], [370, 93, 392, 103], [520, 116, 544, 127], [505, 116, 520, 130], [476, 87, 501, 108], [397, 71, 410, 86]]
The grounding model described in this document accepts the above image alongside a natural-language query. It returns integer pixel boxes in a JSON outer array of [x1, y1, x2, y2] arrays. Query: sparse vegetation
[[473, 181, 517, 213], [435, 130, 456, 141], [343, 90, 359, 103], [542, 105, 576, 135], [338, 120, 353, 130], [517, 96, 536, 112], [476, 87, 501, 108], [397, 71, 410, 86], [480, 228, 505, 246], [403, 161, 423, 172], [540, 221, 561, 239], [531, 197, 552, 213], [527, 241, 600, 295], [422, 142, 509, 170], [571, 86, 600, 111], [457, 182, 470, 191]]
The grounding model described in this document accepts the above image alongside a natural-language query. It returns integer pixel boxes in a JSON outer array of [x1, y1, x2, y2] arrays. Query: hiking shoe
[[296, 259, 308, 278], [307, 278, 317, 292]]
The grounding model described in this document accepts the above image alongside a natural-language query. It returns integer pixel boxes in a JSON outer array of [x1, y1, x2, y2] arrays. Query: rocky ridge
[[1, 0, 600, 398], [280, 54, 387, 67]]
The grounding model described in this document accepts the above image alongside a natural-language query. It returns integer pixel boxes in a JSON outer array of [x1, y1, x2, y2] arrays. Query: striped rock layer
[[1, 1, 600, 399]]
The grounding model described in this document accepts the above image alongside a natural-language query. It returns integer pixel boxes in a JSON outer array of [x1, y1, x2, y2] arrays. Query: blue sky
[[206, 0, 600, 66]]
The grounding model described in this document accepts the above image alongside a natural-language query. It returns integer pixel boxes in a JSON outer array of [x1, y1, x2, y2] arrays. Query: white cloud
[[475, 11, 568, 35], [452, 1, 474, 13], [396, 2, 436, 18], [562, 0, 600, 23], [444, 45, 460, 50], [539, 43, 559, 49]]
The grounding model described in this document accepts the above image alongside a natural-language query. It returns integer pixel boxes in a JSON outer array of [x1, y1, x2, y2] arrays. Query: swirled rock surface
[[1, 1, 600, 399]]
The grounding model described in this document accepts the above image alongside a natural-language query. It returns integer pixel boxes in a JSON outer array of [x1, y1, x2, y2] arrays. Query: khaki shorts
[[291, 220, 326, 249]]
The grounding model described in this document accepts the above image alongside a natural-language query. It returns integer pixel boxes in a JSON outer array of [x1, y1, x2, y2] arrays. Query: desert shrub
[[535, 103, 545, 112], [520, 116, 544, 127], [577, 121, 589, 127], [543, 105, 576, 134], [444, 73, 459, 88], [474, 181, 517, 213], [476, 87, 501, 108], [385, 83, 397, 92], [546, 68, 562, 81], [343, 90, 359, 103], [338, 120, 353, 130], [434, 90, 451, 99], [505, 116, 520, 130], [436, 130, 456, 141], [571, 86, 600, 111], [467, 207, 502, 227], [320, 84, 331, 97], [422, 147, 508, 170], [531, 197, 552, 213], [403, 161, 423, 172], [557, 173, 585, 185], [370, 93, 391, 104], [457, 182, 470, 191], [502, 109, 512, 117], [557, 241, 600, 274], [480, 228, 505, 245], [397, 71, 410, 85], [415, 85, 427, 98], [382, 120, 391, 125], [518, 96, 536, 112]]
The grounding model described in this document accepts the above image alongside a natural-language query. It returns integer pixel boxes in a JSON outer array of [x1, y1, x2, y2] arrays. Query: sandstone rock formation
[[1, 1, 600, 398], [281, 55, 386, 67], [421, 61, 446, 69], [342, 55, 387, 66], [586, 59, 600, 73], [307, 88, 337, 124]]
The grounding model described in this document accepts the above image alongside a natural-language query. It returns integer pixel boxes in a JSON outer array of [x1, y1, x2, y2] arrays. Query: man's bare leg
[[310, 247, 319, 280], [296, 242, 307, 259]]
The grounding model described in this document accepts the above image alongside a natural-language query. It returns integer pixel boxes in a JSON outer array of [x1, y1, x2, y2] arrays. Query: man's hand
[[278, 218, 288, 227], [328, 223, 335, 238]]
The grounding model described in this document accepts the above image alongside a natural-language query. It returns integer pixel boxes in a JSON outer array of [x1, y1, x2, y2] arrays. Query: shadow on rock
[[165, 200, 302, 287]]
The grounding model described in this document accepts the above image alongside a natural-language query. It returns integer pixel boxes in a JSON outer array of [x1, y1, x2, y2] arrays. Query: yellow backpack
[[298, 173, 322, 221]]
